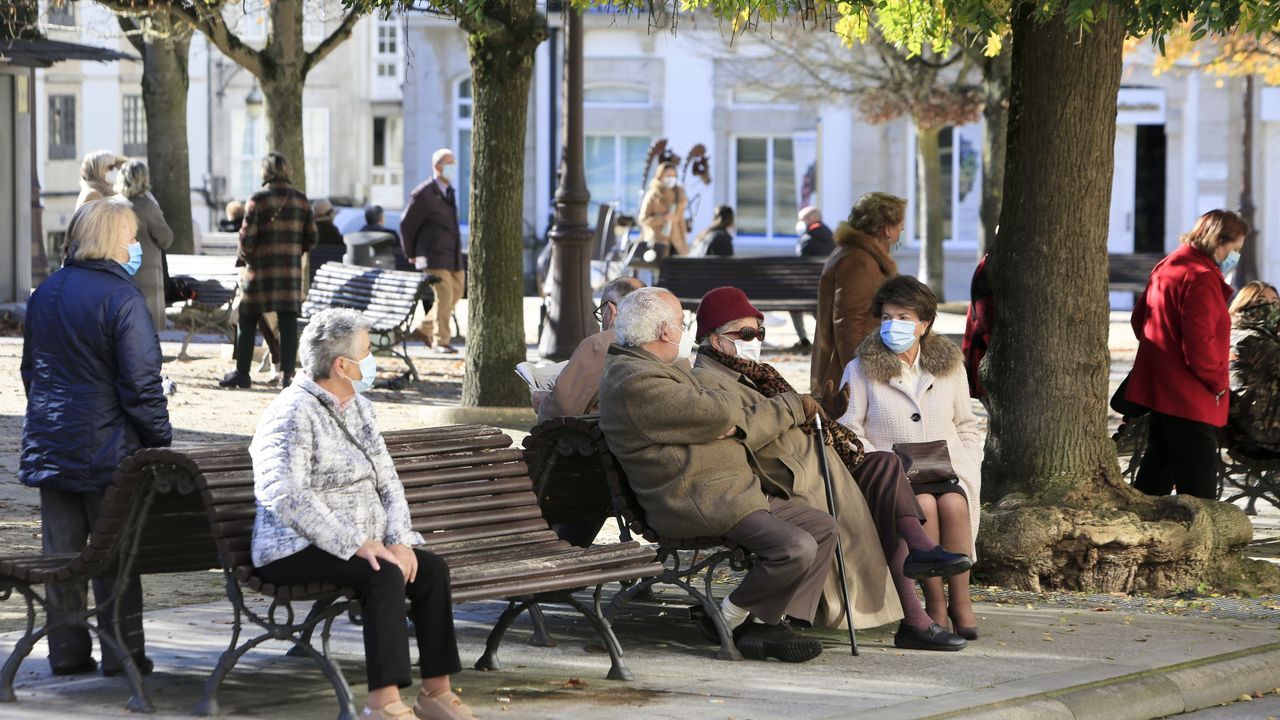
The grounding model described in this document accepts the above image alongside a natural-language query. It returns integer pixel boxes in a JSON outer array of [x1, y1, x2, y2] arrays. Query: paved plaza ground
[[0, 300, 1277, 719]]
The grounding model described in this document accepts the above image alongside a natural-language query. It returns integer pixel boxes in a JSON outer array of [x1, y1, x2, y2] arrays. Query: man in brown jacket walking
[[400, 148, 464, 353], [598, 287, 835, 663]]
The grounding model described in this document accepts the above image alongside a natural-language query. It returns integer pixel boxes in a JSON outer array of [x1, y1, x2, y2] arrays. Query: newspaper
[[515, 360, 568, 392]]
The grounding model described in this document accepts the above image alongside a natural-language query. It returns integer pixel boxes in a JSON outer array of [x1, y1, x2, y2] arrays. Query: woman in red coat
[[1126, 209, 1248, 498]]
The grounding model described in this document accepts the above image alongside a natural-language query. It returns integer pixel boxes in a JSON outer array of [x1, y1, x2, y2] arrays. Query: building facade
[[403, 13, 1280, 303]]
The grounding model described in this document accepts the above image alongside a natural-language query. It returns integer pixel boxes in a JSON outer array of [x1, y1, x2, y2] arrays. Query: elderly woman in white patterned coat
[[836, 275, 984, 642], [249, 308, 473, 720]]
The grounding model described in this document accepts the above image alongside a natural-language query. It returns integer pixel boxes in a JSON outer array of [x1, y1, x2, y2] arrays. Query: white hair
[[114, 159, 150, 198], [798, 206, 821, 223], [432, 148, 455, 167], [614, 287, 680, 347], [300, 308, 371, 379]]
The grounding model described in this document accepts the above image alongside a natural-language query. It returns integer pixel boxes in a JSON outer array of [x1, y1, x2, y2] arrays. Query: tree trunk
[[916, 124, 946, 300], [978, 47, 1010, 255], [262, 0, 307, 193], [141, 23, 194, 253], [976, 7, 1279, 596], [460, 15, 544, 406]]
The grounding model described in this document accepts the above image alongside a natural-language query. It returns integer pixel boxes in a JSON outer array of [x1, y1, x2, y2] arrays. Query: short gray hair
[[600, 276, 644, 305], [114, 159, 150, 198], [614, 287, 679, 347], [300, 308, 371, 379], [432, 148, 455, 168]]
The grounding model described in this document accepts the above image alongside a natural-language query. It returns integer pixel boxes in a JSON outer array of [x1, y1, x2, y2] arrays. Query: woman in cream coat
[[838, 275, 984, 639], [638, 161, 689, 256]]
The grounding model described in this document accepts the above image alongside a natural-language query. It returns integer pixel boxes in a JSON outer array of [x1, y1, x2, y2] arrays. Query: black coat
[[20, 258, 172, 494], [399, 179, 462, 271], [796, 222, 835, 257], [704, 229, 735, 257]]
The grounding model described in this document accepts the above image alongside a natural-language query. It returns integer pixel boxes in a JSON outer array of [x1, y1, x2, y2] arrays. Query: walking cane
[[813, 414, 859, 656]]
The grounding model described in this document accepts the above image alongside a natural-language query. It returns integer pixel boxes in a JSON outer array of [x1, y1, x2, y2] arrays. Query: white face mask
[[733, 338, 762, 362], [439, 163, 454, 182], [662, 176, 677, 189], [795, 220, 808, 236], [665, 322, 695, 363]]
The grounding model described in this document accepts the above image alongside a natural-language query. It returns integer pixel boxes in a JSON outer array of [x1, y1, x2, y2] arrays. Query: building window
[[454, 78, 472, 225], [302, 0, 324, 42], [47, 0, 75, 27], [123, 95, 147, 157], [375, 21, 400, 80], [48, 94, 76, 160], [229, 107, 328, 201], [584, 135, 651, 218], [370, 115, 404, 207], [734, 136, 796, 237], [908, 123, 982, 245]]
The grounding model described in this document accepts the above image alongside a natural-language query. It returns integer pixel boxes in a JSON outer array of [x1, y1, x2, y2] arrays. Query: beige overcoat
[[638, 186, 689, 256], [693, 354, 903, 630]]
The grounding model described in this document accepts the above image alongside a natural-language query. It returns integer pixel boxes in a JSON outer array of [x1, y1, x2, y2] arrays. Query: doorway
[[1133, 125, 1166, 254]]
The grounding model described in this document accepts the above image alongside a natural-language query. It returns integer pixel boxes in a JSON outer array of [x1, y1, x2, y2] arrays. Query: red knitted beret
[[695, 286, 764, 341]]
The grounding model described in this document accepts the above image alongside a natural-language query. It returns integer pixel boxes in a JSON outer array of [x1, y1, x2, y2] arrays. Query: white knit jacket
[[837, 333, 983, 553], [249, 374, 423, 567]]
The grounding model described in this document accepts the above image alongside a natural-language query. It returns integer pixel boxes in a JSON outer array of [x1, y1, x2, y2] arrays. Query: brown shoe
[[363, 701, 416, 719], [413, 690, 475, 720], [408, 329, 432, 344], [434, 344, 458, 354]]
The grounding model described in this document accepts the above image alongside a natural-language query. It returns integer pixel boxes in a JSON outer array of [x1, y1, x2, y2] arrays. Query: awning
[[0, 38, 135, 68]]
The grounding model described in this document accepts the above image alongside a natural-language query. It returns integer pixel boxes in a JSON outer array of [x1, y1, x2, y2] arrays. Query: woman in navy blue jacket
[[20, 197, 172, 677]]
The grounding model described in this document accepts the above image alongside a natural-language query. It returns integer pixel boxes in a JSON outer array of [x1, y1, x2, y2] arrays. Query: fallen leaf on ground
[[562, 678, 587, 689]]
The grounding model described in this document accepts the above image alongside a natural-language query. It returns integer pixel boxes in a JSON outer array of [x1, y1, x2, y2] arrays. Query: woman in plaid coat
[[220, 152, 318, 390]]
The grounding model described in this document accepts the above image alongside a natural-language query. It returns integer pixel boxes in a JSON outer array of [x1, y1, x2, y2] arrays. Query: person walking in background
[[791, 207, 835, 351], [219, 200, 246, 232], [962, 255, 993, 405], [837, 275, 984, 641], [690, 205, 735, 257], [1126, 210, 1247, 499], [639, 161, 689, 256], [21, 197, 172, 678], [401, 148, 464, 354], [220, 152, 317, 390], [75, 150, 125, 210], [811, 192, 905, 406], [115, 160, 175, 335]]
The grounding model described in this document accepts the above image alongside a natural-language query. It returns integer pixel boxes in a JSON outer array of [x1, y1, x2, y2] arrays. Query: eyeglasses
[[593, 301, 614, 324], [721, 326, 766, 342]]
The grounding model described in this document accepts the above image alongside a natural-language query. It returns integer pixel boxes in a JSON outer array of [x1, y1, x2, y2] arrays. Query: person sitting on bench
[[691, 286, 970, 651], [249, 308, 473, 720], [598, 287, 834, 663]]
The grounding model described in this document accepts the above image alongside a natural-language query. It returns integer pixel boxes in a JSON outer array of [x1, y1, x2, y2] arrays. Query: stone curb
[[921, 641, 1280, 720]]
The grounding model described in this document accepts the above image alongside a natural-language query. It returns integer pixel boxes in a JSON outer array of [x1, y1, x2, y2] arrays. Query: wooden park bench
[[301, 262, 437, 383], [523, 415, 754, 662], [657, 256, 826, 314], [1108, 253, 1162, 296], [140, 424, 661, 719], [165, 254, 240, 359]]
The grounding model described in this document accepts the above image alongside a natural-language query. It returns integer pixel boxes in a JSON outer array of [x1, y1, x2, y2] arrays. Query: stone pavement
[[0, 586, 1277, 720]]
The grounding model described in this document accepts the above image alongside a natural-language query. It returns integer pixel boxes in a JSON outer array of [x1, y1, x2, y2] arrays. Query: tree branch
[[304, 7, 364, 76], [117, 14, 145, 54], [164, 1, 263, 77]]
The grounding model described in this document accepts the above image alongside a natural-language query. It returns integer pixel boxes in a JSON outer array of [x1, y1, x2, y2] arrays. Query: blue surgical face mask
[[1219, 250, 1241, 277], [120, 241, 143, 276], [880, 319, 919, 354], [343, 353, 377, 393]]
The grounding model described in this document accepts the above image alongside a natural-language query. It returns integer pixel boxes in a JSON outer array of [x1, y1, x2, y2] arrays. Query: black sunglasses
[[721, 326, 766, 342]]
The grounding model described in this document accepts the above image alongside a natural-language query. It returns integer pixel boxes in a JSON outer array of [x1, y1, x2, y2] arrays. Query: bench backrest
[[1108, 253, 1161, 292], [166, 254, 240, 309], [302, 262, 427, 332], [658, 256, 826, 310], [522, 416, 615, 542]]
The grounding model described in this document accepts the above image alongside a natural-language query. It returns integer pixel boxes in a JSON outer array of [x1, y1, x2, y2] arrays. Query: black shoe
[[735, 621, 823, 663], [894, 622, 967, 651], [903, 545, 972, 580], [218, 371, 252, 389], [102, 654, 154, 677], [50, 657, 97, 676], [696, 610, 750, 645], [281, 374, 294, 389]]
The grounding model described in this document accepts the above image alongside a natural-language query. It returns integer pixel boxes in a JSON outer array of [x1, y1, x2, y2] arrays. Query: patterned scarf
[[700, 344, 865, 472]]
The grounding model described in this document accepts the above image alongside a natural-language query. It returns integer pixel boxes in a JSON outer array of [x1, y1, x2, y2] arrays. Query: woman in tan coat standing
[[638, 161, 689, 256], [115, 160, 175, 334], [811, 192, 905, 404]]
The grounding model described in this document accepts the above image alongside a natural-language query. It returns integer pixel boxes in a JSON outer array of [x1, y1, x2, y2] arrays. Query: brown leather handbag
[[891, 440, 958, 485]]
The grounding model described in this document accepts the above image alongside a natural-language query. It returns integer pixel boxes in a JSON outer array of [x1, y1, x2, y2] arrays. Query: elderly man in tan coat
[[598, 287, 835, 663], [693, 286, 970, 652]]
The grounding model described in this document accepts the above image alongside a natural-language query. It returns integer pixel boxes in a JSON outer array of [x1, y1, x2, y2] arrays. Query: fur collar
[[856, 331, 963, 384], [833, 222, 895, 275]]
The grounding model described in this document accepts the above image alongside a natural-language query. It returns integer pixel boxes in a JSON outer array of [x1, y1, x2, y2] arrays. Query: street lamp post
[[538, 7, 593, 360]]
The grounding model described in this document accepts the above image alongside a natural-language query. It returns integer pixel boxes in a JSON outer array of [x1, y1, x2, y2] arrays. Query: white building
[[403, 13, 1280, 302]]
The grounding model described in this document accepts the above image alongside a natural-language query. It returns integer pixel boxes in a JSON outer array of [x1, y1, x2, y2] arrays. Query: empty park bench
[[139, 423, 661, 719], [658, 255, 826, 314], [165, 254, 240, 358], [301, 262, 437, 383], [1108, 253, 1162, 296], [524, 415, 762, 661]]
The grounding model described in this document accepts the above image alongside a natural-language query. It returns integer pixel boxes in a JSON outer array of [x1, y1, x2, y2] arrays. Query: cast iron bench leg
[[0, 585, 44, 703], [474, 600, 531, 672], [566, 586, 632, 681], [285, 597, 338, 658], [92, 622, 153, 713], [526, 603, 556, 647]]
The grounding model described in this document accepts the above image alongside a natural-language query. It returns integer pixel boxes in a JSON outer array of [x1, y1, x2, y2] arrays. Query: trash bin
[[342, 231, 399, 270]]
